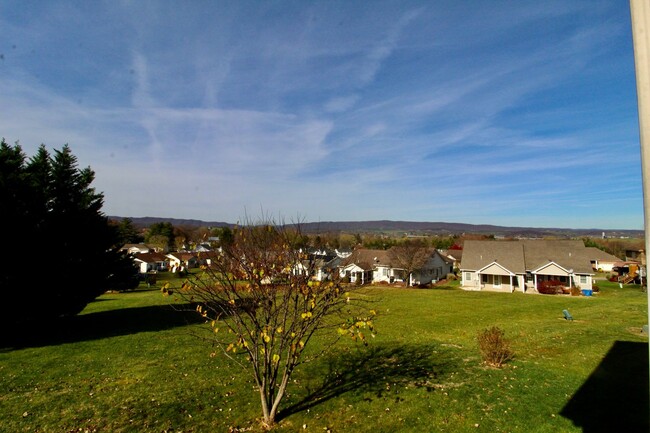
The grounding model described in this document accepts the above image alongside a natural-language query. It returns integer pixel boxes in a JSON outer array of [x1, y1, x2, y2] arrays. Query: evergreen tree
[[0, 139, 138, 326], [145, 222, 175, 250], [115, 217, 144, 245]]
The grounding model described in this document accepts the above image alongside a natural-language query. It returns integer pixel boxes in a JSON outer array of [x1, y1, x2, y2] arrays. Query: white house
[[338, 248, 454, 286], [133, 252, 169, 274], [410, 250, 455, 286], [166, 252, 199, 271], [121, 243, 153, 254]]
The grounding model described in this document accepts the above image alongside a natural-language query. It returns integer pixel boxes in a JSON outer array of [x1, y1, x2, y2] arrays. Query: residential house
[[586, 247, 622, 272], [460, 240, 595, 293], [166, 252, 199, 271], [440, 248, 463, 272], [121, 243, 153, 254], [338, 248, 454, 286], [195, 250, 221, 267], [340, 249, 394, 285], [335, 248, 353, 258], [133, 252, 169, 274], [411, 250, 454, 285], [292, 250, 342, 281], [194, 243, 213, 253]]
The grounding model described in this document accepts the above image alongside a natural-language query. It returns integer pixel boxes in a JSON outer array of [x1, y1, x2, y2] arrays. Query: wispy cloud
[[0, 1, 641, 228]]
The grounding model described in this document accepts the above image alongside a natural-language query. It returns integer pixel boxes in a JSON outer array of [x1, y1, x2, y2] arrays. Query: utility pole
[[629, 0, 650, 394]]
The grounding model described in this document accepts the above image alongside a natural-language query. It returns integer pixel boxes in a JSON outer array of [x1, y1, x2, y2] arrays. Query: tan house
[[586, 247, 622, 272], [460, 240, 595, 293]]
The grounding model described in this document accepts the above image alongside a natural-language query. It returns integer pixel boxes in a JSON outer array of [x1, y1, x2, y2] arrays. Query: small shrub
[[477, 326, 514, 368], [592, 285, 600, 293], [538, 279, 565, 295], [570, 285, 581, 296]]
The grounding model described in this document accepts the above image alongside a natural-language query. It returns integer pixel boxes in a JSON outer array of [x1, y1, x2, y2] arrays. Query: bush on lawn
[[477, 326, 513, 368]]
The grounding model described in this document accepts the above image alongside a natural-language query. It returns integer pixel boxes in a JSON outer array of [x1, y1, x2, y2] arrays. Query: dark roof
[[133, 252, 168, 262], [442, 249, 463, 261], [340, 249, 392, 271], [167, 252, 198, 261]]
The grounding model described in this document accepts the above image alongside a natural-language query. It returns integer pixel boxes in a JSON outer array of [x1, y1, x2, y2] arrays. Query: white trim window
[[493, 275, 501, 288]]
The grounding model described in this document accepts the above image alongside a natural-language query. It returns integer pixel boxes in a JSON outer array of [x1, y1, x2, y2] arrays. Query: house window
[[580, 275, 587, 284], [482, 274, 489, 283], [382, 268, 388, 276], [493, 275, 501, 287], [465, 272, 472, 281]]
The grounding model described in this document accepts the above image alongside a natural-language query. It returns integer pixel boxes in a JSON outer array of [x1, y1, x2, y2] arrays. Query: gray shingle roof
[[340, 249, 392, 270], [461, 240, 594, 274], [584, 247, 621, 262], [461, 241, 526, 273]]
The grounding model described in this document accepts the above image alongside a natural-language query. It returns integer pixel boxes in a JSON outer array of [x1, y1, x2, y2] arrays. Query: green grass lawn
[[1, 277, 647, 432]]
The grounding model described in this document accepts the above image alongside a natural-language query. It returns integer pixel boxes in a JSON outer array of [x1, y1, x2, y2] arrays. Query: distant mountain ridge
[[108, 216, 644, 238]]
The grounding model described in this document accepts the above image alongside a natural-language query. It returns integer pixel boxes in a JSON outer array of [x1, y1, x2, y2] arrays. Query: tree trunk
[[268, 371, 291, 423], [259, 386, 272, 426]]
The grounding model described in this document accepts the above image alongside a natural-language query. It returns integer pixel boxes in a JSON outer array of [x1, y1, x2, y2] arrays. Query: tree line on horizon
[[115, 216, 640, 261]]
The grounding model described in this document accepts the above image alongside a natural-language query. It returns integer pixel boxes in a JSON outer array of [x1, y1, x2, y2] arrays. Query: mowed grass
[[1, 276, 647, 433]]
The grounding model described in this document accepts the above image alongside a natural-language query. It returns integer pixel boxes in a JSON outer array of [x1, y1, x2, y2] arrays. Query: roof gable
[[478, 261, 516, 276], [533, 261, 570, 275]]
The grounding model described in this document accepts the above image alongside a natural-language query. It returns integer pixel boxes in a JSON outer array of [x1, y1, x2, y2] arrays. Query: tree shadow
[[278, 342, 459, 420], [0, 303, 204, 351], [560, 340, 649, 433]]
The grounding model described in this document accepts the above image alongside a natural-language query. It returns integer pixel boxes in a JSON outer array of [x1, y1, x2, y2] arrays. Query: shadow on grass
[[0, 303, 204, 351], [278, 342, 457, 420], [560, 340, 649, 433]]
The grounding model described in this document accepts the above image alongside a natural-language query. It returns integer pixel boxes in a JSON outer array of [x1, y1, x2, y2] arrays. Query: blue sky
[[0, 1, 643, 229]]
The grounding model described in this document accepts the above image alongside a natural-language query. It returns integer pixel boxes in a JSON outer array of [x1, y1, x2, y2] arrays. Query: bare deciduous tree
[[167, 219, 375, 427], [388, 239, 431, 286]]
